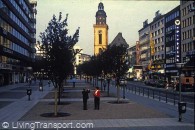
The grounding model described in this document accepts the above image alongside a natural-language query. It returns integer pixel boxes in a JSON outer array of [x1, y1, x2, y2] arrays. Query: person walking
[[94, 87, 100, 110], [103, 80, 106, 91], [72, 76, 76, 88], [82, 88, 90, 110]]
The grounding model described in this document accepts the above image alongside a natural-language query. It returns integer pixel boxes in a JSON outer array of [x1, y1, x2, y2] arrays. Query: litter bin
[[178, 102, 186, 113], [26, 88, 32, 101]]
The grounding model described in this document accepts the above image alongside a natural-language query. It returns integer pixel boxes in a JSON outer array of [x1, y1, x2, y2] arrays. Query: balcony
[[31, 18, 36, 23]]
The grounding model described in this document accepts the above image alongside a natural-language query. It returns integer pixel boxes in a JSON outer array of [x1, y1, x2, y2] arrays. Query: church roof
[[96, 2, 107, 17], [96, 10, 107, 17], [109, 32, 129, 48]]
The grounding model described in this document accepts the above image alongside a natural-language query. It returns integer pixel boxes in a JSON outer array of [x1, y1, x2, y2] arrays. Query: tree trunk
[[54, 85, 58, 116], [116, 78, 120, 103], [117, 85, 120, 103], [58, 82, 61, 105], [107, 80, 110, 97]]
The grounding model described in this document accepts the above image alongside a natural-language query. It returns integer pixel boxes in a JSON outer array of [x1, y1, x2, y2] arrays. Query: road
[[115, 81, 194, 110]]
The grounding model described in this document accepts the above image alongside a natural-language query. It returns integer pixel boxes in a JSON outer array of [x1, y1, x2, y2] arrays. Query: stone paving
[[0, 80, 194, 130]]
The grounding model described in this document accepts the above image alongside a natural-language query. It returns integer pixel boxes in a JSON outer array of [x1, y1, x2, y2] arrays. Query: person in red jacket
[[94, 87, 100, 110]]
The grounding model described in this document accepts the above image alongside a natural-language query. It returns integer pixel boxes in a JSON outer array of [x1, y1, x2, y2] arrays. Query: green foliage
[[39, 12, 79, 84], [78, 44, 129, 80]]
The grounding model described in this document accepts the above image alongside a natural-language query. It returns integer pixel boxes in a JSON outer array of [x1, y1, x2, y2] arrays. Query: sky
[[36, 0, 180, 55]]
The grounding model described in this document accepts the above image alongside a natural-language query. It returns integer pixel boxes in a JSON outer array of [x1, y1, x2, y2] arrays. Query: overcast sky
[[36, 0, 180, 55]]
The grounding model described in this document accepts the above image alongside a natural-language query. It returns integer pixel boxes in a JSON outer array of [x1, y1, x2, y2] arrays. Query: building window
[[161, 28, 163, 34], [162, 45, 164, 51], [161, 19, 163, 25], [155, 31, 157, 36], [158, 29, 160, 35], [193, 15, 195, 25], [99, 48, 103, 53], [158, 38, 160, 43], [98, 30, 102, 44], [158, 21, 160, 27]]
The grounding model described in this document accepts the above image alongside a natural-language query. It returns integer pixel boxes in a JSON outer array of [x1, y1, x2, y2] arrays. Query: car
[[144, 79, 150, 85], [149, 79, 157, 87], [145, 79, 157, 86], [156, 80, 166, 88]]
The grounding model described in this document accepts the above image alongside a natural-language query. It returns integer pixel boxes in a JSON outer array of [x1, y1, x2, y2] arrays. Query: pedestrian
[[82, 88, 90, 110], [48, 80, 51, 87], [103, 80, 106, 91], [94, 87, 100, 110], [72, 76, 76, 88]]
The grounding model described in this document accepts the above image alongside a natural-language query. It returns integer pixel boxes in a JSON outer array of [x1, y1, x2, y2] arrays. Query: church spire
[[96, 2, 107, 25]]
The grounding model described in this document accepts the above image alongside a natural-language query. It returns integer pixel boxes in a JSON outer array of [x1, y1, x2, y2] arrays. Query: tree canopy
[[39, 12, 79, 86]]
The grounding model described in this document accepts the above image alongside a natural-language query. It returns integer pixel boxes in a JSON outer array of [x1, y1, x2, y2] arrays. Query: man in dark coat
[[82, 88, 90, 110]]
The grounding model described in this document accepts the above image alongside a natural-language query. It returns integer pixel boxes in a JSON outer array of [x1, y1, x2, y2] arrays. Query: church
[[93, 2, 109, 56]]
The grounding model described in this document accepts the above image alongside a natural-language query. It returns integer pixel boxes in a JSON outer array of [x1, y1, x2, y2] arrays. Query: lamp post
[[175, 62, 185, 122], [106, 74, 111, 97], [39, 69, 44, 91]]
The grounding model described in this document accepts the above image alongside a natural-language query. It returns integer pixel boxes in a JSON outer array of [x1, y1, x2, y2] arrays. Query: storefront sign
[[175, 19, 181, 63], [0, 63, 12, 70]]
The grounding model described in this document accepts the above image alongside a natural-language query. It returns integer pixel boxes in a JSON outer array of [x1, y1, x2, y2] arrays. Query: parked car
[[145, 79, 157, 86], [149, 79, 157, 87], [156, 80, 166, 88], [144, 79, 149, 85]]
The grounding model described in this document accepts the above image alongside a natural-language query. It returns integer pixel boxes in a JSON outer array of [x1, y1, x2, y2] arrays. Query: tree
[[107, 45, 129, 102], [78, 44, 129, 102], [39, 12, 79, 115]]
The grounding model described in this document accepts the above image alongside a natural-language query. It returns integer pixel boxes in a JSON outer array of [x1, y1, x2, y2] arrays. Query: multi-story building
[[73, 46, 91, 75], [0, 0, 37, 86], [165, 5, 181, 82], [150, 11, 165, 79], [181, 1, 195, 62], [127, 45, 136, 67], [127, 45, 136, 78], [180, 1, 195, 82], [138, 20, 150, 79], [80, 53, 91, 64], [73, 46, 83, 75]]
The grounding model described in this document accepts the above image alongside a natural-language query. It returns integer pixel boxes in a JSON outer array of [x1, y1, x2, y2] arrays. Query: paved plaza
[[0, 80, 194, 130]]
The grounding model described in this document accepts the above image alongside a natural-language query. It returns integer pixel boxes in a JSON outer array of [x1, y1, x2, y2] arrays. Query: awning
[[158, 69, 165, 74]]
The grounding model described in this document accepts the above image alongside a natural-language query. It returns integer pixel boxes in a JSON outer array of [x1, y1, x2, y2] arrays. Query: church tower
[[93, 2, 108, 56]]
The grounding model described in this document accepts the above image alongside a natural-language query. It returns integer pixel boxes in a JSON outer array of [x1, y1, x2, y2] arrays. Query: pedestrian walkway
[[0, 80, 53, 122], [0, 79, 194, 130]]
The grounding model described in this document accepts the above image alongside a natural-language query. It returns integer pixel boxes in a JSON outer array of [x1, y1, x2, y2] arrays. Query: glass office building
[[0, 0, 37, 86]]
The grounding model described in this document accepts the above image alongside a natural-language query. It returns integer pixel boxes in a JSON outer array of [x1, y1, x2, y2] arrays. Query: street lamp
[[39, 69, 44, 91], [106, 74, 111, 96], [175, 62, 186, 122]]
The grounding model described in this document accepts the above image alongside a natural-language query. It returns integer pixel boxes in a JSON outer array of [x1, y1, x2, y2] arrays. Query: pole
[[123, 84, 125, 99], [178, 68, 182, 122], [107, 79, 110, 97]]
